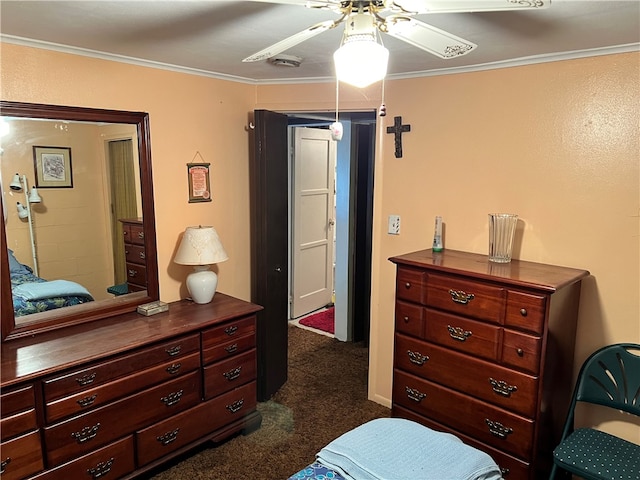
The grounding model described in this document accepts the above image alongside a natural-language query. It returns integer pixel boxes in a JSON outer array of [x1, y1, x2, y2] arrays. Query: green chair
[[550, 343, 640, 480]]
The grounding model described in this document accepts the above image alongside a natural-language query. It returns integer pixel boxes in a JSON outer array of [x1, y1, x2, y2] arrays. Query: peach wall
[[2, 43, 638, 442]]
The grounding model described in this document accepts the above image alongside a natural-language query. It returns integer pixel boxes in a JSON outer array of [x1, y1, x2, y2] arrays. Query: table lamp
[[174, 225, 228, 304]]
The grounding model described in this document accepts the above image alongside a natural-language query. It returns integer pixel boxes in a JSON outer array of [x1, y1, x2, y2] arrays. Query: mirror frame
[[0, 101, 159, 342]]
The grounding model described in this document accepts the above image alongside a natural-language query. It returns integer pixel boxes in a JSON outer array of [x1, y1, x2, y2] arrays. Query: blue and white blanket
[[315, 418, 502, 480]]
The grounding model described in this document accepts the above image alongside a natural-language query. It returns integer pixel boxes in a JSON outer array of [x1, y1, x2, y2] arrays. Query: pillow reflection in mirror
[[8, 249, 32, 275]]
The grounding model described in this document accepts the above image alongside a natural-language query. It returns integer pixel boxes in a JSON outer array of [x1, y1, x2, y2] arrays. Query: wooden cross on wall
[[386, 116, 411, 158]]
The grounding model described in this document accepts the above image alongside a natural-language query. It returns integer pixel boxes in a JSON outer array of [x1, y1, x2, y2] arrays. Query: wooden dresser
[[389, 249, 589, 480], [120, 218, 146, 293], [0, 294, 262, 479]]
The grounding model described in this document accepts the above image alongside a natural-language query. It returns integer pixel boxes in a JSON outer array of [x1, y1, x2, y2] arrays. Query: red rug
[[299, 307, 334, 334]]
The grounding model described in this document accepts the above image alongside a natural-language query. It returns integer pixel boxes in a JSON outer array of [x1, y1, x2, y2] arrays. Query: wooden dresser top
[[1, 293, 262, 388], [389, 249, 589, 293]]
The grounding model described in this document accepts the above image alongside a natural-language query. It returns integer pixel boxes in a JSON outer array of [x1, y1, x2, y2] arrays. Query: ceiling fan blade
[[391, 0, 550, 14], [384, 16, 476, 59], [243, 19, 337, 62], [247, 0, 342, 7]]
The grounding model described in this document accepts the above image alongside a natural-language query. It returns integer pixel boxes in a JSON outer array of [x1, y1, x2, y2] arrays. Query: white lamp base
[[186, 265, 218, 304]]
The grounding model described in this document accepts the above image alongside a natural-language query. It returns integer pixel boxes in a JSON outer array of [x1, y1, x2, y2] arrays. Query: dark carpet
[[299, 306, 335, 334], [149, 324, 390, 479]]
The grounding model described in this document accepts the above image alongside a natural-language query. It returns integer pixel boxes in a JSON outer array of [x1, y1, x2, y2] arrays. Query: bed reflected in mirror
[[0, 101, 159, 341]]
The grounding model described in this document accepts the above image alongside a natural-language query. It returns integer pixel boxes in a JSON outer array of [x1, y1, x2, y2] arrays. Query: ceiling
[[1, 1, 638, 84]]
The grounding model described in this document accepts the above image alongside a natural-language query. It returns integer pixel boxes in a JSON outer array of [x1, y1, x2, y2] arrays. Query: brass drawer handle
[[407, 350, 429, 366], [500, 467, 510, 477], [447, 325, 472, 342], [1, 457, 11, 474], [225, 343, 238, 354], [485, 418, 513, 439], [161, 390, 184, 407], [449, 289, 475, 305], [139, 251, 146, 260], [226, 398, 245, 413], [165, 345, 182, 357], [403, 316, 409, 323], [76, 372, 97, 386], [137, 231, 144, 240], [77, 394, 98, 408], [405, 386, 426, 403], [166, 363, 182, 375], [489, 378, 518, 397], [128, 269, 138, 277], [223, 366, 242, 381], [225, 325, 239, 336], [404, 282, 411, 289], [71, 423, 101, 444], [157, 428, 180, 446], [87, 457, 114, 479], [519, 308, 527, 317]]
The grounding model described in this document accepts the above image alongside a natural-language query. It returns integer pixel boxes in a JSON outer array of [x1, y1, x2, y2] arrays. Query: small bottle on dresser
[[432, 216, 443, 252]]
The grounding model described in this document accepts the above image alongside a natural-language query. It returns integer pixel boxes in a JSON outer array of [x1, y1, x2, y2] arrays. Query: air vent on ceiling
[[269, 54, 303, 67]]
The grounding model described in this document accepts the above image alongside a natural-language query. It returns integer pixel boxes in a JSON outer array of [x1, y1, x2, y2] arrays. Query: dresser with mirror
[[0, 101, 262, 479]]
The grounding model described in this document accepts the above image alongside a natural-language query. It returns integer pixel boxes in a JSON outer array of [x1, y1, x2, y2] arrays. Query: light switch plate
[[388, 215, 400, 235]]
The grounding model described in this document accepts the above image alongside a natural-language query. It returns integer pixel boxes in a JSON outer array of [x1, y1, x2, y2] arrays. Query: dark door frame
[[251, 110, 376, 400]]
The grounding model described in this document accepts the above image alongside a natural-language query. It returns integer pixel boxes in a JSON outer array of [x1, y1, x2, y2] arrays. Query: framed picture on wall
[[33, 146, 73, 188], [187, 162, 212, 203]]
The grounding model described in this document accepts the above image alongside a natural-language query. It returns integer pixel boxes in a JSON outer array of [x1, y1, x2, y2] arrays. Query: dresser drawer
[[126, 262, 147, 287], [202, 316, 256, 363], [29, 436, 135, 480], [45, 352, 201, 423], [202, 332, 256, 365], [136, 403, 212, 467], [395, 267, 426, 304], [393, 406, 531, 480], [44, 371, 201, 467], [44, 334, 200, 400], [125, 244, 146, 266], [208, 381, 257, 431], [505, 291, 546, 334], [394, 335, 537, 417], [393, 371, 534, 460], [0, 430, 44, 480], [123, 222, 145, 245], [425, 308, 501, 362], [426, 273, 506, 324], [395, 301, 425, 338], [203, 349, 256, 399], [1, 384, 37, 441], [502, 330, 542, 375], [136, 381, 257, 467]]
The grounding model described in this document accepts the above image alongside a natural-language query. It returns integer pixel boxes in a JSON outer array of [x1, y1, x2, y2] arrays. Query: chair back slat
[[576, 343, 640, 417]]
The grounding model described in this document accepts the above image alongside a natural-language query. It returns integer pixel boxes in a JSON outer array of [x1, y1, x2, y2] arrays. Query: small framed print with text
[[33, 146, 73, 188], [187, 162, 212, 203]]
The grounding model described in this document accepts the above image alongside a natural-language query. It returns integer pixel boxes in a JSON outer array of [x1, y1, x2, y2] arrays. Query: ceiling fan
[[243, 0, 550, 65]]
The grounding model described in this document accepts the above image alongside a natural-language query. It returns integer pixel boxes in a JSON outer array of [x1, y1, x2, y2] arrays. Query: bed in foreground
[[9, 249, 94, 317], [288, 418, 502, 480]]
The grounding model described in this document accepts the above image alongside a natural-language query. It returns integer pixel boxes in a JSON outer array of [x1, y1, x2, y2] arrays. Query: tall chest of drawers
[[389, 249, 589, 480], [0, 294, 262, 479], [120, 218, 146, 293]]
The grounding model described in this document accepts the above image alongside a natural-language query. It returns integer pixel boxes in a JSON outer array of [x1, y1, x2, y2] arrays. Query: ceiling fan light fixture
[[334, 36, 389, 88]]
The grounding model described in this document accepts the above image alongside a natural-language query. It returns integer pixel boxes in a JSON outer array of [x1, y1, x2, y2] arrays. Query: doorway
[[250, 110, 377, 400]]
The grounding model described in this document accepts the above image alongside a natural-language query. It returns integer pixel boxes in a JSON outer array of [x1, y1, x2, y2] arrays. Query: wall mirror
[[1, 101, 159, 341]]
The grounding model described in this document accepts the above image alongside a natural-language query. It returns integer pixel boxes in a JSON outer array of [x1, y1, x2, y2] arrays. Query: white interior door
[[291, 127, 336, 318]]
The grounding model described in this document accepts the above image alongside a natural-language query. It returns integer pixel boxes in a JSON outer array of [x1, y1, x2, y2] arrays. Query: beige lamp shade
[[174, 226, 228, 304], [174, 226, 228, 266]]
